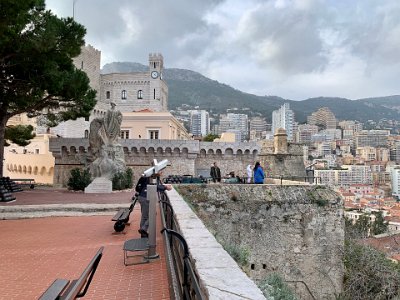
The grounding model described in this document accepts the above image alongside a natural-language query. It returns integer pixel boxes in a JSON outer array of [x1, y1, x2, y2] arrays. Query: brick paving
[[0, 188, 171, 300], [0, 188, 133, 206]]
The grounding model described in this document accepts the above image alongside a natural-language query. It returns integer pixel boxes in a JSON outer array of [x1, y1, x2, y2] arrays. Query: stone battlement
[[50, 138, 306, 187]]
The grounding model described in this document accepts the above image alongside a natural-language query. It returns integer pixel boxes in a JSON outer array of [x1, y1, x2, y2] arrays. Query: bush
[[340, 240, 400, 300], [67, 168, 92, 191], [258, 273, 297, 300], [112, 168, 134, 190], [221, 242, 249, 267]]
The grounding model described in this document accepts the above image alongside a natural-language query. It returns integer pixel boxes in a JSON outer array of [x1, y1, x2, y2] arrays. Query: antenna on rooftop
[[72, 0, 78, 19]]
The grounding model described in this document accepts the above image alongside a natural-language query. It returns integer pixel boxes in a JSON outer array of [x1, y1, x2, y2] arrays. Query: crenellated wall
[[49, 138, 306, 186]]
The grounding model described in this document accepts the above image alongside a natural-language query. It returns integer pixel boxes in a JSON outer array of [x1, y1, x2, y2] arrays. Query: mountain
[[101, 62, 400, 123]]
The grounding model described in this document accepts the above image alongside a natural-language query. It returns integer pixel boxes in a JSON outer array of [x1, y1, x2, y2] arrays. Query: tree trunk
[[0, 114, 8, 177]]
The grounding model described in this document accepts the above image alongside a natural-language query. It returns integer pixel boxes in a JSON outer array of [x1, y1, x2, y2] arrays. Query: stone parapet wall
[[167, 188, 266, 299], [50, 139, 261, 186], [175, 184, 344, 300], [49, 138, 307, 187]]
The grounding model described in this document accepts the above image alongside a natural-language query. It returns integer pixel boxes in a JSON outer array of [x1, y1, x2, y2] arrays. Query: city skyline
[[46, 0, 400, 101]]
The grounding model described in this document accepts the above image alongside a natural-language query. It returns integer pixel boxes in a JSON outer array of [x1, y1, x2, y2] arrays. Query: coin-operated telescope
[[142, 159, 169, 178]]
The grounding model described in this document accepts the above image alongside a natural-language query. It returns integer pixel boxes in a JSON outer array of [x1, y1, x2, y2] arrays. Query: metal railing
[[268, 175, 323, 185], [159, 192, 205, 300]]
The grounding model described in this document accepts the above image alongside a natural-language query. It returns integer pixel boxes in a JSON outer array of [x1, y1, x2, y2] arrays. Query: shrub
[[67, 168, 92, 191], [340, 240, 400, 300], [258, 273, 297, 300], [222, 242, 249, 267], [112, 168, 134, 190]]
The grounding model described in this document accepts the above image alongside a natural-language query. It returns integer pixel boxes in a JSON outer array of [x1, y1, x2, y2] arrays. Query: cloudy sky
[[46, 0, 400, 100]]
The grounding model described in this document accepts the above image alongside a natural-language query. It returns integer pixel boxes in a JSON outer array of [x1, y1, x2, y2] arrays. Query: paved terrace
[[0, 188, 170, 300]]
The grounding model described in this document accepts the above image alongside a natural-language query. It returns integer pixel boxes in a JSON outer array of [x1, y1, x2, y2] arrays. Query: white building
[[391, 167, 400, 198], [190, 110, 210, 137], [315, 165, 373, 186], [272, 103, 295, 141]]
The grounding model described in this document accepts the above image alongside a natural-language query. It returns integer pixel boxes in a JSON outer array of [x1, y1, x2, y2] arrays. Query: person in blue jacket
[[253, 161, 265, 184]]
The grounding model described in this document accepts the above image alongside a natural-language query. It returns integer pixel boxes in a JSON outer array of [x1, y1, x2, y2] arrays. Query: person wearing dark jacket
[[135, 172, 172, 237], [210, 162, 221, 183], [253, 161, 265, 184]]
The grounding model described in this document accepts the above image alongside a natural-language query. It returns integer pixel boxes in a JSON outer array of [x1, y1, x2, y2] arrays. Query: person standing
[[135, 172, 172, 238], [246, 164, 253, 183], [210, 162, 221, 183], [253, 161, 265, 184]]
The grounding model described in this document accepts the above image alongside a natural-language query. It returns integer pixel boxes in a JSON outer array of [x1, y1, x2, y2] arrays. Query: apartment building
[[295, 124, 319, 144], [307, 107, 337, 130], [189, 110, 210, 137], [219, 113, 248, 141], [272, 103, 295, 141], [355, 130, 390, 148], [391, 167, 400, 198]]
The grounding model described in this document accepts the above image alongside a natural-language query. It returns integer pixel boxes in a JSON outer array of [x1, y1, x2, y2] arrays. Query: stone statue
[[88, 102, 126, 181], [99, 102, 122, 146]]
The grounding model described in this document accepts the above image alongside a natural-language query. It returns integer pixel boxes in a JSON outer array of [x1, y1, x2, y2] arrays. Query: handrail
[[159, 193, 205, 300], [268, 175, 322, 185]]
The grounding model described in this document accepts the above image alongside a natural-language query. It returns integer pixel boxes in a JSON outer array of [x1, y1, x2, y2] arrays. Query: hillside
[[102, 62, 400, 123]]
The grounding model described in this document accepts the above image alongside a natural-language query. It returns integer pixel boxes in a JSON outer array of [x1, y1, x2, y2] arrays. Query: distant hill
[[102, 62, 400, 123]]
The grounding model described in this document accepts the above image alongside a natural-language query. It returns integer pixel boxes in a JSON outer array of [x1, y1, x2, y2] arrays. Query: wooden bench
[[38, 247, 104, 300]]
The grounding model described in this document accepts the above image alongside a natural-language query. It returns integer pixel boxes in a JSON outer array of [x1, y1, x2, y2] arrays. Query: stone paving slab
[[0, 188, 170, 300]]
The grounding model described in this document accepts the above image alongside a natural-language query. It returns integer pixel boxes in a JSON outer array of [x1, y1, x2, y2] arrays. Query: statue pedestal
[[85, 177, 112, 194]]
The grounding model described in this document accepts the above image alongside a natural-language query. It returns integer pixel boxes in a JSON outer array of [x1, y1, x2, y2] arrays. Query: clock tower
[[149, 53, 167, 111]]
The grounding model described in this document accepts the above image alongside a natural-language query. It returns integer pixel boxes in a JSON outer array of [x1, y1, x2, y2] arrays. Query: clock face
[[151, 71, 159, 79]]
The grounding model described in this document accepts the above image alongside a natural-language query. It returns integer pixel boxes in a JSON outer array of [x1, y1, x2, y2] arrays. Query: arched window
[[106, 91, 110, 99], [121, 90, 127, 100], [137, 90, 143, 99], [84, 130, 89, 138]]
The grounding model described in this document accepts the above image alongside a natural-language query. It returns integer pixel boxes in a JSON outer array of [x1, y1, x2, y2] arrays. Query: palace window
[[106, 91, 110, 99], [137, 90, 143, 99], [148, 130, 159, 140], [84, 130, 89, 138], [120, 130, 130, 139], [121, 90, 127, 100]]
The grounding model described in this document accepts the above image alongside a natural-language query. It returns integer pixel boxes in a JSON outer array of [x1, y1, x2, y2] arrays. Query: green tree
[[371, 211, 388, 236], [202, 134, 219, 142], [354, 214, 371, 238], [4, 125, 36, 147], [0, 0, 96, 176]]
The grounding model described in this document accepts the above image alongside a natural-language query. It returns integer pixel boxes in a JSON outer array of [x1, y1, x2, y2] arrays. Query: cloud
[[45, 0, 400, 100]]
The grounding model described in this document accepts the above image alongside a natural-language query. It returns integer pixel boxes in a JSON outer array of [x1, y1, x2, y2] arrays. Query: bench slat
[[112, 210, 125, 221], [120, 210, 130, 219], [38, 278, 70, 300]]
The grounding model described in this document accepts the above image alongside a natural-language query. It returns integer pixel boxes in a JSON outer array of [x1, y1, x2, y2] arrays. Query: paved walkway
[[0, 188, 171, 300]]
